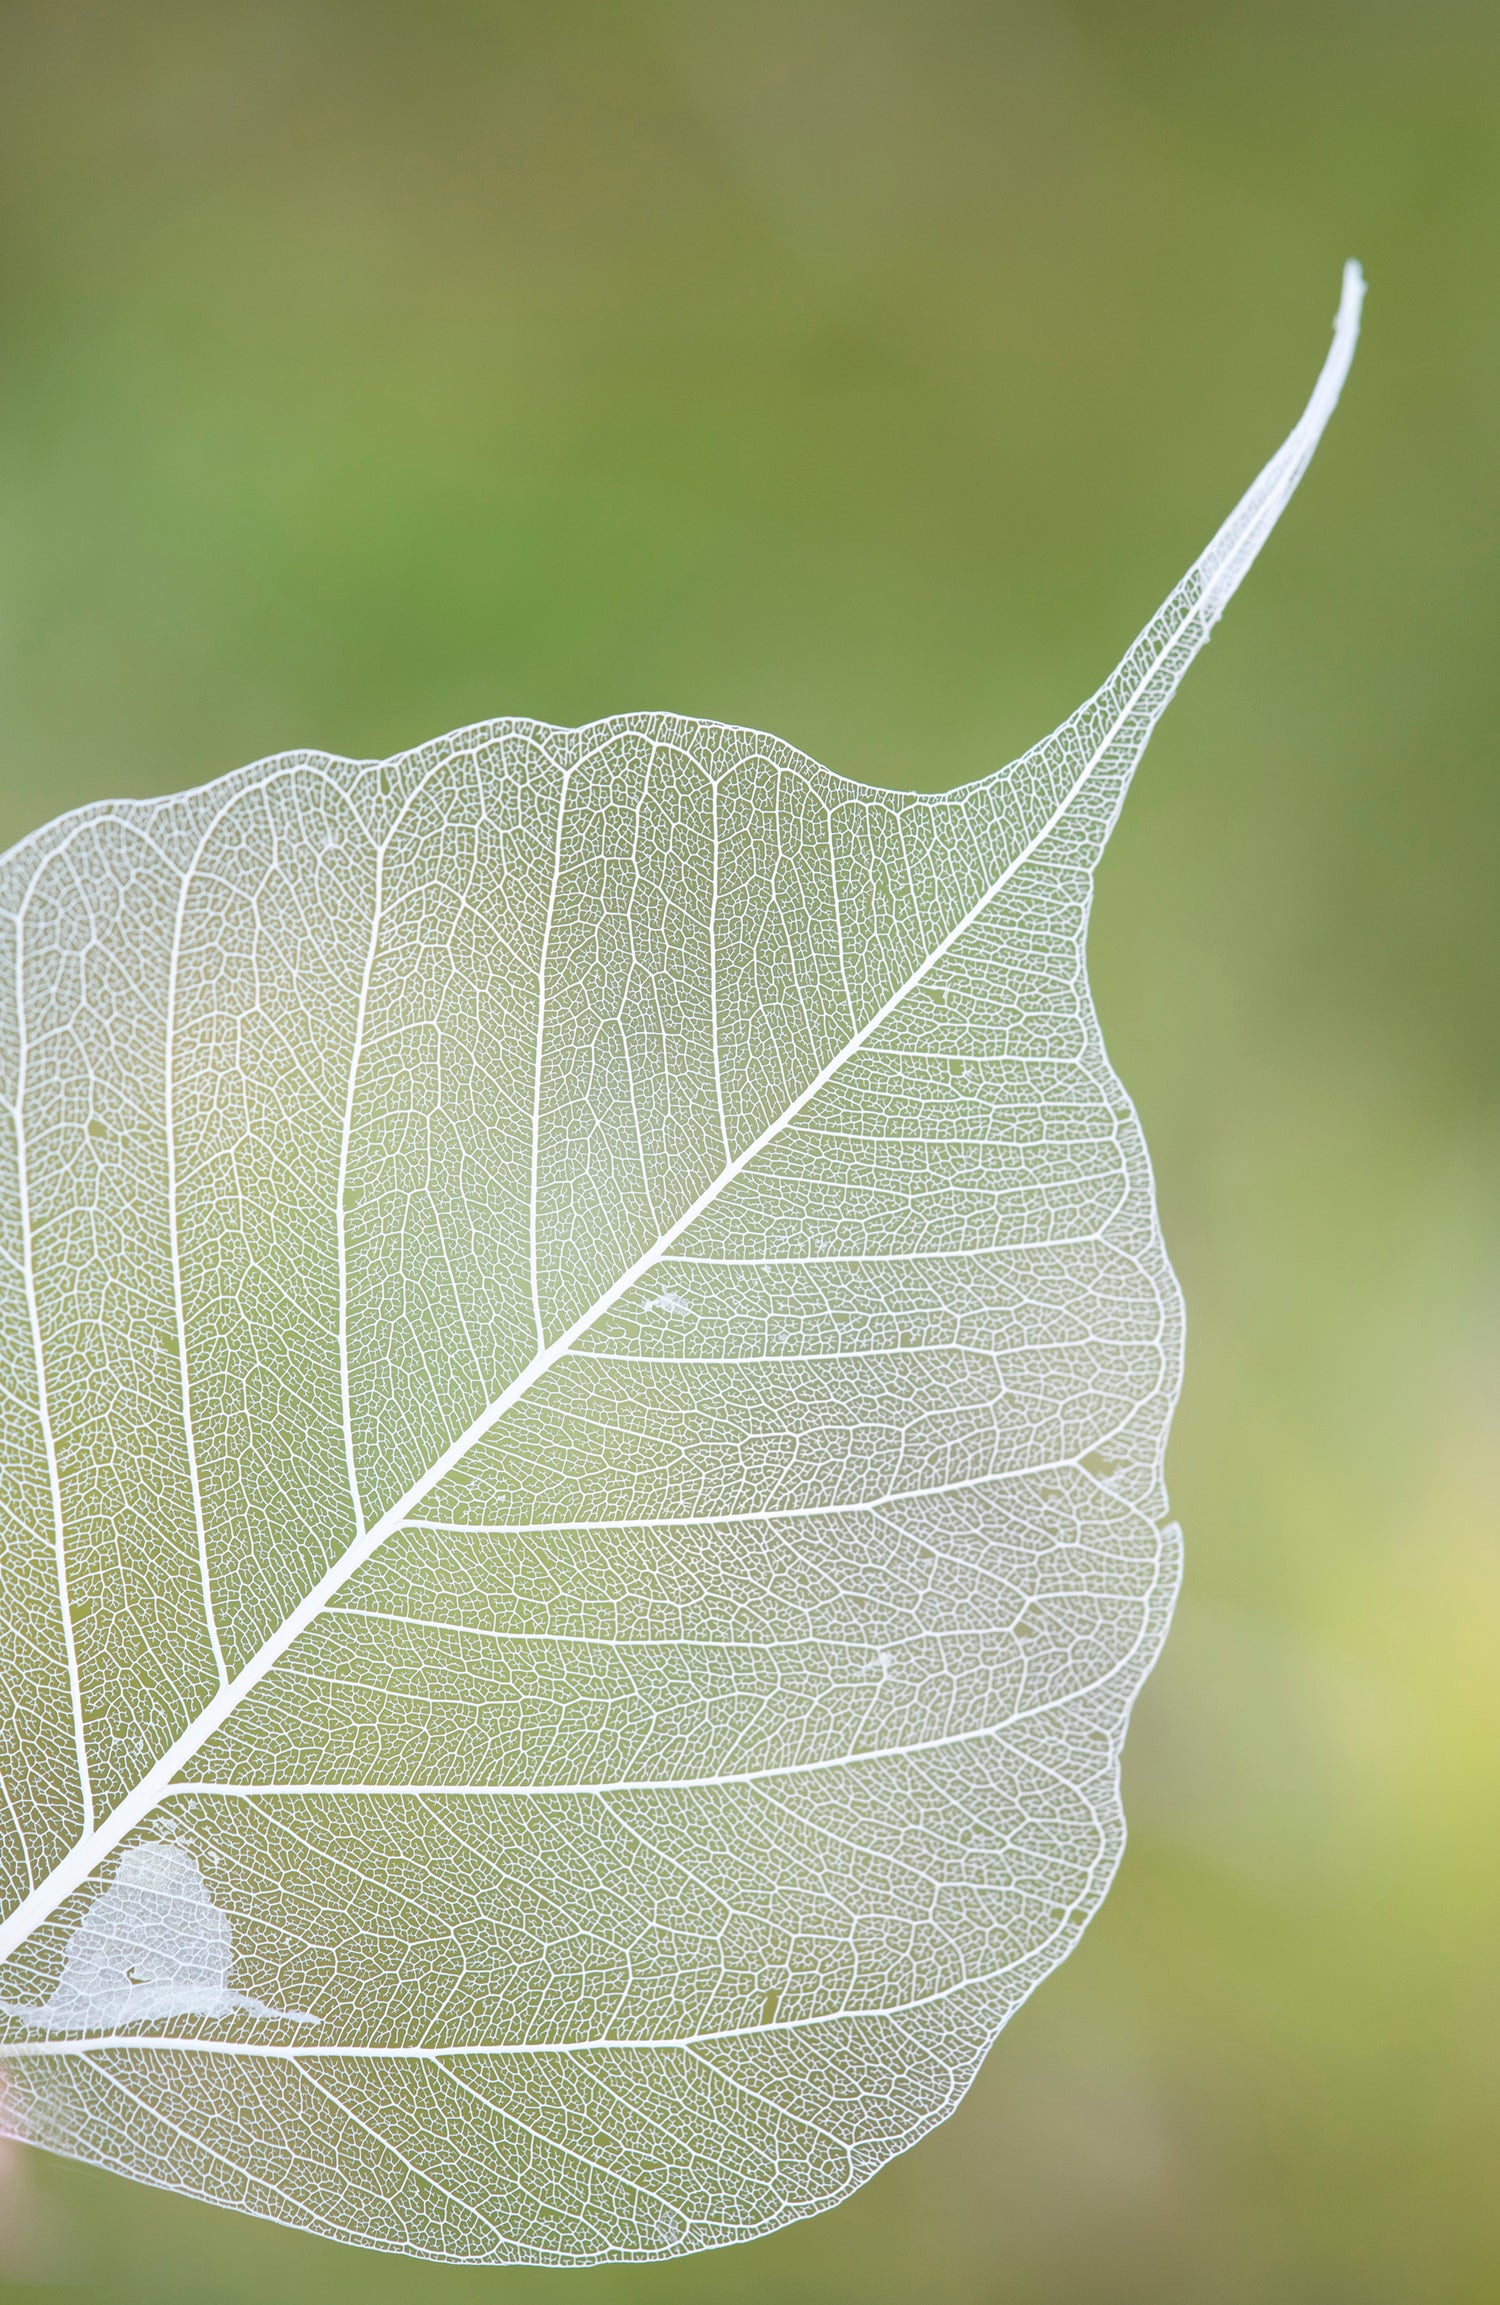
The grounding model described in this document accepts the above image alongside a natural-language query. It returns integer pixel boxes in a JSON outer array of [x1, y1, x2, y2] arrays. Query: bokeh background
[[0, 3, 1495, 2299]]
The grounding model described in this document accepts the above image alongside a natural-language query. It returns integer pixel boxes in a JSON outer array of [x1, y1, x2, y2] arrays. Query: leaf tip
[[1195, 258, 1366, 626]]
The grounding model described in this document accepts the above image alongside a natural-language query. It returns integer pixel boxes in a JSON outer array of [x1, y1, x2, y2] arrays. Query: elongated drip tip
[[1197, 259, 1365, 623]]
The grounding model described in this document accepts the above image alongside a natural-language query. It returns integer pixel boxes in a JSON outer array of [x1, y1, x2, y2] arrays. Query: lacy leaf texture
[[0, 269, 1361, 2265]]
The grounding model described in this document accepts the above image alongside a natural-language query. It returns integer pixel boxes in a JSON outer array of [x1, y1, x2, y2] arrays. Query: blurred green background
[[0, 2, 1495, 2299]]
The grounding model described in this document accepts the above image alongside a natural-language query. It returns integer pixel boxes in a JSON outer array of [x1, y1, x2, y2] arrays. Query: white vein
[[9, 876, 94, 1838]]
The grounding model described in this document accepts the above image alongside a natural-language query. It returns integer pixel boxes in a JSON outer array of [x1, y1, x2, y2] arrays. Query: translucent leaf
[[0, 267, 1361, 2264]]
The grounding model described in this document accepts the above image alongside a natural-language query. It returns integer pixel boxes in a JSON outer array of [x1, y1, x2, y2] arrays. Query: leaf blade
[[0, 267, 1362, 2261]]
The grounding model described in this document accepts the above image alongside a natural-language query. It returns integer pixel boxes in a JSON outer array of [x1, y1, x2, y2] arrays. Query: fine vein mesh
[[0, 267, 1361, 2265]]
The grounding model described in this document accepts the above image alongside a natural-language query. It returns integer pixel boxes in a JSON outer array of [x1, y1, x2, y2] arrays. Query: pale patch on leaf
[[0, 1845, 317, 2032]]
